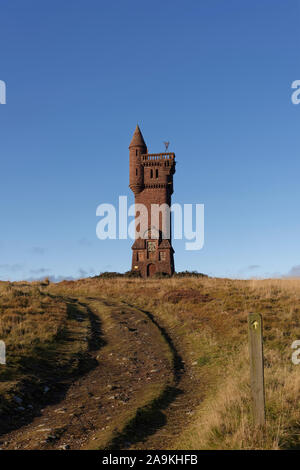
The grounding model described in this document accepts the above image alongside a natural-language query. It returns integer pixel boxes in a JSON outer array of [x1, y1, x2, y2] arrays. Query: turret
[[129, 125, 146, 194]]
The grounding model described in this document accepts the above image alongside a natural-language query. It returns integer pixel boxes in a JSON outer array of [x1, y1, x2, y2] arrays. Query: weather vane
[[163, 141, 170, 151]]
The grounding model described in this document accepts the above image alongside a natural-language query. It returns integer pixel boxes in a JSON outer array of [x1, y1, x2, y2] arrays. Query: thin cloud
[[30, 268, 50, 274], [103, 264, 112, 271], [262, 266, 300, 279], [285, 265, 300, 278], [78, 267, 96, 278], [0, 264, 23, 272], [78, 268, 88, 278], [30, 247, 46, 255], [26, 267, 96, 283], [25, 274, 77, 283], [238, 264, 261, 275]]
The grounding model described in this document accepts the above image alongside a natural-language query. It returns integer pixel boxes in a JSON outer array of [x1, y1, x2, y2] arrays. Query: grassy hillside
[[1, 276, 300, 449], [0, 282, 92, 433]]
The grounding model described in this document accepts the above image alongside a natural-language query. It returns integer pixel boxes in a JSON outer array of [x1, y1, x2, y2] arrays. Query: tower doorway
[[147, 264, 156, 277]]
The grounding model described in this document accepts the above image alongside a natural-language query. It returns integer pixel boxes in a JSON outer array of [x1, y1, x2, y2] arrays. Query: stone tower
[[129, 125, 176, 278]]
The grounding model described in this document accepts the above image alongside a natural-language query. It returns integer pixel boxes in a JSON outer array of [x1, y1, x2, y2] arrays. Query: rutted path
[[115, 301, 204, 451], [0, 297, 202, 450]]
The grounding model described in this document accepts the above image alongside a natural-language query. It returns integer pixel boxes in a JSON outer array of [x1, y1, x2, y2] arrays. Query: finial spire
[[129, 124, 147, 148]]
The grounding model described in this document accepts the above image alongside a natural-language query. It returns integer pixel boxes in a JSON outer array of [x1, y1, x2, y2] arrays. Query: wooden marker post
[[248, 313, 266, 427]]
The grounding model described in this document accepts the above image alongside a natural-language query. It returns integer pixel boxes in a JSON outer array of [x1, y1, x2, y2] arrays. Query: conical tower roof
[[129, 125, 147, 148]]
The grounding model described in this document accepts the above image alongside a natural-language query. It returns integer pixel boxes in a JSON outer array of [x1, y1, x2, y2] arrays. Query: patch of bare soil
[[164, 289, 211, 304]]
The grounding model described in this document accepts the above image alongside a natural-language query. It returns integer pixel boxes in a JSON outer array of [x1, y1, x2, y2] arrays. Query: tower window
[[156, 169, 159, 178], [136, 168, 138, 176], [136, 251, 144, 261], [136, 149, 138, 156], [150, 169, 153, 178]]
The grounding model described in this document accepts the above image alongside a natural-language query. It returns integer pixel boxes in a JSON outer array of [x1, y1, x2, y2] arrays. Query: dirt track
[[0, 297, 202, 450]]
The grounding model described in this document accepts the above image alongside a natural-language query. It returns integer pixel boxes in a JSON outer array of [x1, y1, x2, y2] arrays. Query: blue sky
[[0, 0, 299, 281]]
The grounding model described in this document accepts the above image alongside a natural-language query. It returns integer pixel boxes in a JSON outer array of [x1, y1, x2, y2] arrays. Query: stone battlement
[[141, 153, 175, 162]]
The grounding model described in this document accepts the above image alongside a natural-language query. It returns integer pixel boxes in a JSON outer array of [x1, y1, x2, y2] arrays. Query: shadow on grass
[[107, 385, 183, 450], [0, 298, 106, 438]]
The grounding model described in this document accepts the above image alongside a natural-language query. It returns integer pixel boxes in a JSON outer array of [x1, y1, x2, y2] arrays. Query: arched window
[[150, 169, 153, 178], [136, 168, 138, 176], [156, 169, 159, 178]]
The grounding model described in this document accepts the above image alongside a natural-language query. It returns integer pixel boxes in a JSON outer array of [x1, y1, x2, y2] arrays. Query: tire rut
[[107, 300, 204, 451], [0, 297, 174, 450]]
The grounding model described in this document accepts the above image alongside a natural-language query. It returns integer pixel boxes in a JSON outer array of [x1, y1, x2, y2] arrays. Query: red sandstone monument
[[129, 125, 176, 278]]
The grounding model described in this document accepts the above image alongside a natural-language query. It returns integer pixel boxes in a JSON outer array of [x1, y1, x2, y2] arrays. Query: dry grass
[[0, 282, 66, 354], [0, 281, 90, 418], [1, 276, 300, 449], [50, 276, 300, 449]]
